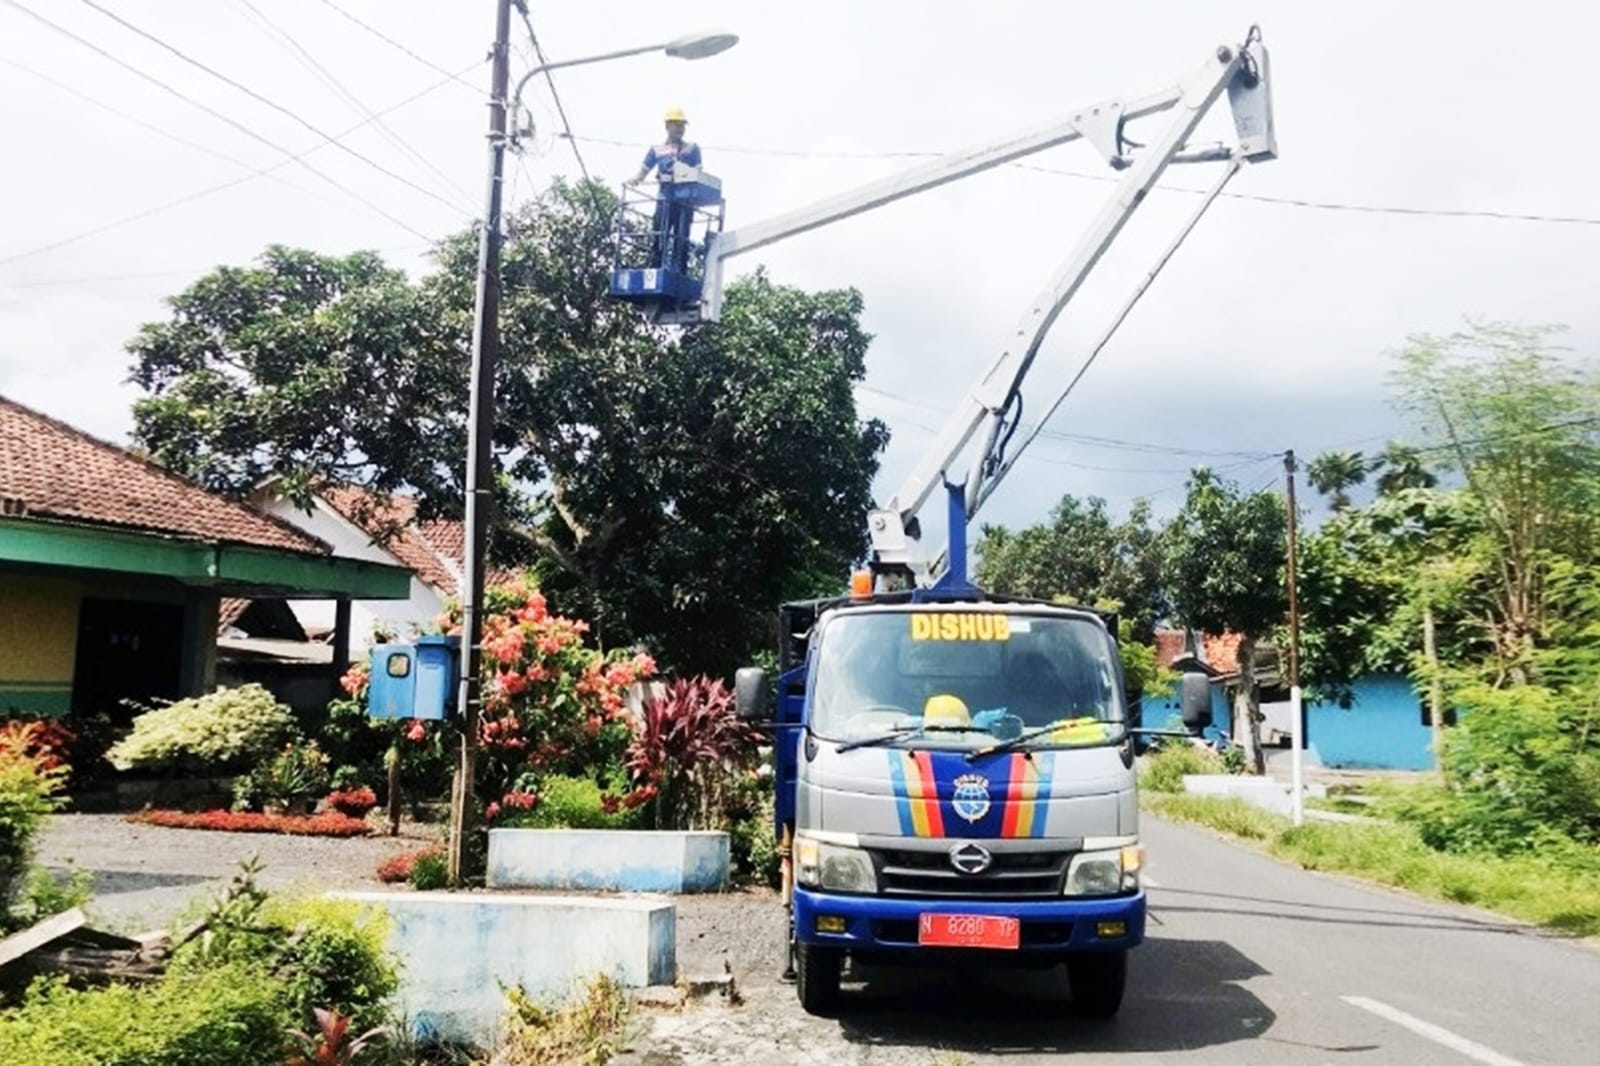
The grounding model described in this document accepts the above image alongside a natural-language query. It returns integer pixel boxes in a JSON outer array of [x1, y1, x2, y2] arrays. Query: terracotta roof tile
[[1153, 627, 1243, 675], [1203, 632, 1243, 675], [0, 396, 326, 554], [218, 597, 251, 629], [319, 485, 462, 596]]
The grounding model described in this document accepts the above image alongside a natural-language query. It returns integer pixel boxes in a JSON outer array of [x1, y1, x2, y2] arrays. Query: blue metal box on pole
[[368, 635, 460, 720]]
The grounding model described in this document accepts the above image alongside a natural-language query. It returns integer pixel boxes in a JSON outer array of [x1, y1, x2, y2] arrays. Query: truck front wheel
[[1067, 949, 1127, 1018], [796, 942, 842, 1016]]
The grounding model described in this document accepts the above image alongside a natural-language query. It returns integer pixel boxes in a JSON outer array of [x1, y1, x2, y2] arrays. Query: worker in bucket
[[625, 107, 701, 271]]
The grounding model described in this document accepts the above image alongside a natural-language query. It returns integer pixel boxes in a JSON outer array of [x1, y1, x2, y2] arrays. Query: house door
[[71, 598, 185, 723]]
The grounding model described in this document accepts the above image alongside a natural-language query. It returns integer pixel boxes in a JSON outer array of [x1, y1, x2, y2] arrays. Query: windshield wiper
[[966, 718, 1117, 761], [836, 723, 989, 754]]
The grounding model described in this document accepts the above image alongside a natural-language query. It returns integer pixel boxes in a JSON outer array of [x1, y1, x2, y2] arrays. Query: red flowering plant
[[433, 577, 658, 806], [615, 677, 762, 832]]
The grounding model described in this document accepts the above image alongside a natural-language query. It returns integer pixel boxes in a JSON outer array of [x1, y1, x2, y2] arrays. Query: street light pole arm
[[510, 43, 670, 117]]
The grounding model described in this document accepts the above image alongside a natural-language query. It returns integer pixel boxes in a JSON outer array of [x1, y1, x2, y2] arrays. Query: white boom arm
[[696, 29, 1276, 584]]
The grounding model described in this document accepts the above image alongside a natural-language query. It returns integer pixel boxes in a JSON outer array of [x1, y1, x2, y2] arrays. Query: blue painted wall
[[1308, 672, 1435, 771], [1138, 684, 1231, 746], [1139, 672, 1434, 771]]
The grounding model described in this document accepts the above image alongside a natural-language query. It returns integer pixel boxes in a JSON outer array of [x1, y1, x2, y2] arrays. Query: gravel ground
[[35, 812, 432, 933]]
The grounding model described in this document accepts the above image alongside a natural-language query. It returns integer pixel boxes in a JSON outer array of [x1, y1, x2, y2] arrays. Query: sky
[[2, 0, 1596, 547]]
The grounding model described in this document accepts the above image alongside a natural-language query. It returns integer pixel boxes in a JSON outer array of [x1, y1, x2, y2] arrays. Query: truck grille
[[872, 847, 1071, 899]]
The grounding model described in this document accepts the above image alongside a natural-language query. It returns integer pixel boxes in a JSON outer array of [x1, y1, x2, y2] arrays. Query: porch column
[[179, 591, 220, 697], [332, 597, 353, 676]]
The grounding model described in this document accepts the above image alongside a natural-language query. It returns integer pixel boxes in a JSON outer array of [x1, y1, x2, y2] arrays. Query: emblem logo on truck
[[952, 774, 991, 823], [949, 842, 993, 875]]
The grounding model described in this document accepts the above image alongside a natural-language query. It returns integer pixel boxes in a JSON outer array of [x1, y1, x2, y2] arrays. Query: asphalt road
[[628, 817, 1600, 1066]]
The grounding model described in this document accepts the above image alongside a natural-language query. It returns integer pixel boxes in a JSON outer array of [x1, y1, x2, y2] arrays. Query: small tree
[[1162, 468, 1287, 773], [1305, 450, 1368, 512]]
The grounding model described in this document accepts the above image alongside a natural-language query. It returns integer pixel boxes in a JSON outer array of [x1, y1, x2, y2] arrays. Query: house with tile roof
[[1145, 625, 1437, 771], [0, 397, 409, 720], [245, 483, 466, 655]]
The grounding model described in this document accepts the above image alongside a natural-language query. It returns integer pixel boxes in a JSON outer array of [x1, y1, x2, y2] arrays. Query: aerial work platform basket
[[608, 165, 724, 325]]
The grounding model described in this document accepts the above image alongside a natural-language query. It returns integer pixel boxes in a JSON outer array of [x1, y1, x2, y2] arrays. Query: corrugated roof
[[0, 396, 327, 555]]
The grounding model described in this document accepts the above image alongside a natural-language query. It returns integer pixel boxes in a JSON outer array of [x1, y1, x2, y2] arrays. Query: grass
[[1143, 792, 1600, 937], [496, 975, 633, 1066]]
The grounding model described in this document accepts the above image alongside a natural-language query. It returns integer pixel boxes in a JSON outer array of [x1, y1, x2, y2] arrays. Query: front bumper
[[794, 886, 1145, 955]]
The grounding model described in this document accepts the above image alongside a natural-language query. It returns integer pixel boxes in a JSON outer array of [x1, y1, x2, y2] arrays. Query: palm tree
[[1306, 450, 1368, 511], [1373, 442, 1438, 496]]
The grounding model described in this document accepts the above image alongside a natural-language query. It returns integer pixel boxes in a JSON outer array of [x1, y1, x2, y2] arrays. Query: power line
[[3, 243, 434, 290], [512, 2, 605, 214], [568, 134, 1600, 228], [856, 383, 1274, 460], [233, 0, 475, 206], [858, 396, 1238, 476], [0, 55, 477, 264], [0, 0, 454, 253], [314, 0, 481, 95], [0, 52, 334, 207], [76, 0, 471, 216], [1296, 414, 1600, 463]]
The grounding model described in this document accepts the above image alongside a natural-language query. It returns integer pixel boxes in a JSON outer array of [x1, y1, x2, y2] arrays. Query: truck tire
[[796, 942, 842, 1015], [1067, 949, 1127, 1018]]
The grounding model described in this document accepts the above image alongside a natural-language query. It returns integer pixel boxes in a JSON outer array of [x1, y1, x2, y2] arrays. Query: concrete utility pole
[[449, 0, 513, 887], [1283, 449, 1304, 826]]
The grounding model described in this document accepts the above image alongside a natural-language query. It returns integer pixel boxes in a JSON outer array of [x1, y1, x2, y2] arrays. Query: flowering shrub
[[434, 579, 657, 802], [617, 677, 762, 831], [375, 845, 445, 885], [0, 723, 67, 919], [484, 788, 538, 824], [0, 718, 75, 775], [108, 685, 297, 774], [324, 786, 378, 818], [128, 809, 371, 837]]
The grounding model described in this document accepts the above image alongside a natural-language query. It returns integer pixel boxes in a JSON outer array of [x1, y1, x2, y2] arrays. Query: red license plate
[[918, 913, 1020, 950]]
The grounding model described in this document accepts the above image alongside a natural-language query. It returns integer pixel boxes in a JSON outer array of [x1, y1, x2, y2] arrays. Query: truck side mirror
[[1180, 673, 1213, 732], [734, 667, 768, 722]]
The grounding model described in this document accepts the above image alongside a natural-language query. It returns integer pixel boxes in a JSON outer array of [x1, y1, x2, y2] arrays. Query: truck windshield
[[809, 609, 1125, 748]]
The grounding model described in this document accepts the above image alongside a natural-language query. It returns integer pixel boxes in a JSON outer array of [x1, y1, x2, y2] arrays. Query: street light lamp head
[[665, 32, 739, 60]]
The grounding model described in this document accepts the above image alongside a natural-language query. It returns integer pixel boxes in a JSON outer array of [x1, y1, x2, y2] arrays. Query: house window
[[1419, 700, 1457, 727]]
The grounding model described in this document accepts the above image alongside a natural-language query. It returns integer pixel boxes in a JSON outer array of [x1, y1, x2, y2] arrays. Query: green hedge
[[0, 966, 287, 1066]]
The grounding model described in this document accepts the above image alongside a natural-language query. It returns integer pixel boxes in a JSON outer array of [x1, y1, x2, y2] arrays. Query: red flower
[[377, 845, 444, 883], [128, 810, 371, 837], [405, 720, 427, 743], [325, 786, 378, 817], [485, 801, 502, 820], [339, 662, 370, 697]]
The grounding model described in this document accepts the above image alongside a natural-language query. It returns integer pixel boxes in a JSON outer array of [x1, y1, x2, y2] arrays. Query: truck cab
[[740, 592, 1152, 1017]]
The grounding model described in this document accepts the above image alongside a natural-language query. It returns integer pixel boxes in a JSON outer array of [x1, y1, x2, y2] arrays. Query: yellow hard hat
[[663, 106, 687, 124], [922, 694, 971, 727]]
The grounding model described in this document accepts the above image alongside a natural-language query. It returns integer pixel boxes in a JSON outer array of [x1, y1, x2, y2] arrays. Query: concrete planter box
[[337, 891, 674, 1045], [1182, 773, 1326, 815], [487, 828, 729, 893]]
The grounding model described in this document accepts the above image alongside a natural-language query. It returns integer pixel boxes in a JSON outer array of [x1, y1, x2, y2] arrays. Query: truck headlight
[[794, 837, 877, 894], [1065, 845, 1142, 896]]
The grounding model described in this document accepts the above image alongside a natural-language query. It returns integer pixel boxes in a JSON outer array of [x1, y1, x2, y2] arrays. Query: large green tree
[[128, 180, 888, 676], [1162, 468, 1287, 773], [975, 495, 1167, 640]]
